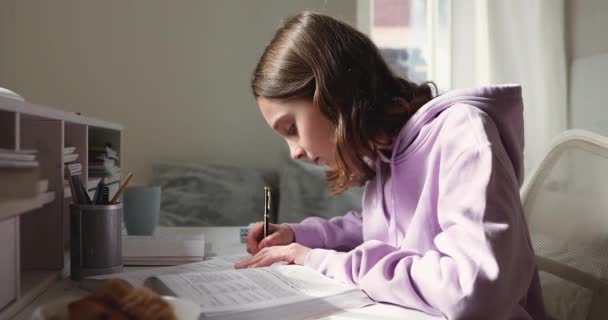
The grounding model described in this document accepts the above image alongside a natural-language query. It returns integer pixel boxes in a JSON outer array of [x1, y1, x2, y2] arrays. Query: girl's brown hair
[[251, 12, 435, 194]]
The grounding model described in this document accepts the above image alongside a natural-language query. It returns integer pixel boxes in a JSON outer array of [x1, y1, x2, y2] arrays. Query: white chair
[[521, 129, 608, 320]]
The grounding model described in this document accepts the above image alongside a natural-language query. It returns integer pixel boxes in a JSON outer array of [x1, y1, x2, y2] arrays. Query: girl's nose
[[290, 145, 305, 160]]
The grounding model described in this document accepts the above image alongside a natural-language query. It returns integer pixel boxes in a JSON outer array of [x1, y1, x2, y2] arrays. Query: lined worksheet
[[154, 264, 367, 315]]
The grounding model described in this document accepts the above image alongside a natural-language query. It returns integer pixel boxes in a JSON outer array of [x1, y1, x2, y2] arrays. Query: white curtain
[[451, 0, 568, 174]]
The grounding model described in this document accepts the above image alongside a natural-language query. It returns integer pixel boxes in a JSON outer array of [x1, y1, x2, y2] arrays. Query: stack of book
[[63, 146, 82, 197], [0, 148, 42, 200], [89, 144, 121, 179]]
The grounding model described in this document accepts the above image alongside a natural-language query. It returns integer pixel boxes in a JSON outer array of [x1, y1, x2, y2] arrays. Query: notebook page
[[154, 265, 360, 315]]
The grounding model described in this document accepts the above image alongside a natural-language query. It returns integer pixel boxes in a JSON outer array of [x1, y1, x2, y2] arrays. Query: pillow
[[276, 149, 364, 223], [151, 161, 278, 226]]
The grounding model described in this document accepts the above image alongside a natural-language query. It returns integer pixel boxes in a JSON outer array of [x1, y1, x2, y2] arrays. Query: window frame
[[357, 0, 452, 91]]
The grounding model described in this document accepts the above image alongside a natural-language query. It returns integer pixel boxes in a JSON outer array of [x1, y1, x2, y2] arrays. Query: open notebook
[[88, 255, 374, 320]]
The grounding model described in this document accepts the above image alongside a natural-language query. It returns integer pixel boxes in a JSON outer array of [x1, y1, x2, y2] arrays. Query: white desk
[[12, 227, 442, 320]]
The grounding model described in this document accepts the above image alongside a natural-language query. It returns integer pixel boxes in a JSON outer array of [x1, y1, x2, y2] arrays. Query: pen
[[92, 176, 106, 204], [264, 186, 271, 238]]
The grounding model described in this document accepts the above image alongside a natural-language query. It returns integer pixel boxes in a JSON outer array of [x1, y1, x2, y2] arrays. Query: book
[[65, 163, 82, 175], [89, 255, 374, 320], [63, 146, 76, 155]]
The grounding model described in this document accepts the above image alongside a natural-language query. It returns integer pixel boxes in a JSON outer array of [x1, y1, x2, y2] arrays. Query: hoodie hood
[[392, 84, 525, 184]]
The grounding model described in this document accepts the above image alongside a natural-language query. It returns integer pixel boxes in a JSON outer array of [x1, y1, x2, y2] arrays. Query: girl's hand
[[246, 222, 295, 255], [235, 243, 311, 269]]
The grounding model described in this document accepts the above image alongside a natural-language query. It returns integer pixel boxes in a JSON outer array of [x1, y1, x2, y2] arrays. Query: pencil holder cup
[[70, 203, 123, 280]]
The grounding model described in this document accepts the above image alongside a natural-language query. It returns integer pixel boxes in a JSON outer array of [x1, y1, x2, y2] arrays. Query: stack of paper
[[0, 148, 38, 168], [122, 228, 205, 266]]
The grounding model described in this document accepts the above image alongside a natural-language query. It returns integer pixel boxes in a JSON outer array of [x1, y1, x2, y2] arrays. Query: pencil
[[110, 172, 133, 204]]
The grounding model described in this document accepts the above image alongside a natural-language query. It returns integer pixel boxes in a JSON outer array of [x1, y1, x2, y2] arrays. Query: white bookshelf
[[0, 95, 123, 319]]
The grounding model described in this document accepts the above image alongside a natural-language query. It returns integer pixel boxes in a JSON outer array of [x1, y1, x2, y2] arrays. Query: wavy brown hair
[[251, 12, 436, 194]]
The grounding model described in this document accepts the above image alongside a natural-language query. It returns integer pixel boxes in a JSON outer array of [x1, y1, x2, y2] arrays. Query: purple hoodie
[[289, 85, 546, 319]]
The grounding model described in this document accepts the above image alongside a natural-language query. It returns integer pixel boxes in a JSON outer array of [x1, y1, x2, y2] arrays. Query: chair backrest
[[521, 129, 608, 320]]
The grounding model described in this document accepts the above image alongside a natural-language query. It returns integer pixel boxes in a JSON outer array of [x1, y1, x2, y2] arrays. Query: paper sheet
[[155, 264, 361, 314]]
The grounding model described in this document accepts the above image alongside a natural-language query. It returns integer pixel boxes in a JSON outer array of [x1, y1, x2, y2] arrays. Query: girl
[[235, 12, 545, 320]]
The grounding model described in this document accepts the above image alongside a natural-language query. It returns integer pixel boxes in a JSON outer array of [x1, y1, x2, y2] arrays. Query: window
[[358, 0, 451, 92]]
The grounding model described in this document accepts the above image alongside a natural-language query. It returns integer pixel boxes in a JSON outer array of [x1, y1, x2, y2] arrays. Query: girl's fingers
[[246, 241, 258, 255], [249, 253, 280, 268], [235, 254, 262, 269], [246, 222, 264, 254], [246, 222, 264, 242], [258, 232, 282, 250], [267, 223, 278, 232], [235, 246, 291, 269]]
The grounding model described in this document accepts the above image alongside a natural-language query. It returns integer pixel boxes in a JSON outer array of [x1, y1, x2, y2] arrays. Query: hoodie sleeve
[[288, 211, 364, 251], [302, 145, 537, 319]]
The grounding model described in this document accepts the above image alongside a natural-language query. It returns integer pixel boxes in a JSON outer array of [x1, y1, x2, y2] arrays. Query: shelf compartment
[[0, 270, 59, 320], [0, 192, 55, 222], [0, 110, 17, 150], [88, 126, 122, 169], [19, 114, 64, 271], [0, 217, 19, 312]]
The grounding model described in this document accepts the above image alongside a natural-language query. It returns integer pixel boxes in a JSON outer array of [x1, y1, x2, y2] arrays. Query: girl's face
[[257, 96, 336, 168]]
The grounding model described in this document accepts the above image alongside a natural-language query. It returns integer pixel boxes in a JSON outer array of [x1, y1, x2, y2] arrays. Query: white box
[[122, 227, 205, 265]]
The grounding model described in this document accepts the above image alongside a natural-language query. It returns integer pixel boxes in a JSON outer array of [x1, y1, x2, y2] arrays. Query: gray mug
[[123, 186, 161, 235]]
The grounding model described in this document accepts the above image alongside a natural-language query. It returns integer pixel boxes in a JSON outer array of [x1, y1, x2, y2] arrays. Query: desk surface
[[13, 226, 442, 320]]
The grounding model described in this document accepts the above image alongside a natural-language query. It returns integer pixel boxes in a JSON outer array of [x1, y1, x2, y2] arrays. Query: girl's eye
[[287, 124, 297, 136]]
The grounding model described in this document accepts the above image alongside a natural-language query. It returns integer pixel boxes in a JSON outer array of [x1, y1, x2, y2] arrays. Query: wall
[[0, 0, 356, 184], [566, 0, 608, 61], [566, 0, 608, 133]]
